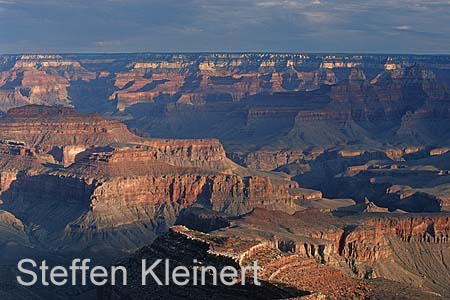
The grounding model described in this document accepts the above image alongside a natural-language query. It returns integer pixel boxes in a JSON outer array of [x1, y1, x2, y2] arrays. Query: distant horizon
[[2, 51, 449, 56]]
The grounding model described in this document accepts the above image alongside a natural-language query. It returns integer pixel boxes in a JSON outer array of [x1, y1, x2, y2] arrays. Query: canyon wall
[[0, 106, 300, 256], [1, 53, 450, 152], [0, 53, 449, 113]]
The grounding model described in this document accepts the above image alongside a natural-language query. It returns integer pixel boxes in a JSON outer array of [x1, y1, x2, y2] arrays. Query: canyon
[[0, 105, 300, 259], [2, 53, 450, 151], [101, 209, 450, 300], [1, 53, 450, 299]]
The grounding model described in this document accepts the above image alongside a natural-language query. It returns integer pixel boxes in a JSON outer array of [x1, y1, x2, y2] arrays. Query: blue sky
[[1, 0, 449, 54]]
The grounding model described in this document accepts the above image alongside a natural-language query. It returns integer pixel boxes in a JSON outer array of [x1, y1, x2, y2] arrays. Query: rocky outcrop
[[229, 150, 305, 171], [2, 53, 450, 153], [0, 139, 52, 194], [0, 53, 448, 113], [334, 214, 450, 297], [0, 171, 17, 193], [363, 215, 450, 243], [101, 211, 449, 300], [97, 227, 309, 300], [0, 69, 70, 111], [0, 105, 141, 155], [0, 106, 300, 256], [61, 145, 88, 166], [208, 208, 450, 297], [0, 151, 298, 253]]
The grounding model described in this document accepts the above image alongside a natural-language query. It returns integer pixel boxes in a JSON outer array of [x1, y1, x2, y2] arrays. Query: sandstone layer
[[102, 208, 450, 299], [0, 105, 300, 258]]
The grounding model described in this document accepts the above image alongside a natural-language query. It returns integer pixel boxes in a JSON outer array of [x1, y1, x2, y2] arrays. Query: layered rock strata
[[0, 105, 300, 257]]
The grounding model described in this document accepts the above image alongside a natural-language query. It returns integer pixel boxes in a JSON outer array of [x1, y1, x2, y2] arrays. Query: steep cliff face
[[1, 156, 298, 254], [0, 68, 70, 111], [0, 106, 300, 257], [229, 150, 305, 171], [0, 210, 32, 266], [0, 54, 98, 111], [362, 215, 450, 243], [0, 53, 449, 114], [102, 214, 448, 300], [0, 139, 52, 194], [275, 212, 450, 295], [0, 105, 141, 154], [203, 208, 450, 297], [335, 215, 450, 297], [2, 54, 450, 152]]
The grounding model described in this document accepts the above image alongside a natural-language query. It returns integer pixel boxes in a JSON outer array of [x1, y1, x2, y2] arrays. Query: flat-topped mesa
[[0, 105, 232, 169], [0, 105, 141, 151], [59, 145, 297, 206], [61, 145, 226, 177], [62, 138, 229, 171], [11, 55, 96, 81], [142, 138, 227, 163]]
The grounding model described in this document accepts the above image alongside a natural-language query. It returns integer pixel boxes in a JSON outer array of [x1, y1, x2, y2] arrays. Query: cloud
[[395, 25, 412, 31], [94, 40, 120, 47], [0, 0, 449, 53], [256, 1, 303, 8], [255, 0, 322, 8]]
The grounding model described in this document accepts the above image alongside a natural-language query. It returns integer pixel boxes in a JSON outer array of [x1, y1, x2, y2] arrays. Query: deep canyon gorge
[[0, 53, 450, 299]]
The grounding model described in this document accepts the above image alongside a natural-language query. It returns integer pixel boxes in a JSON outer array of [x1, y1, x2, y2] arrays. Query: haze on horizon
[[1, 0, 449, 54]]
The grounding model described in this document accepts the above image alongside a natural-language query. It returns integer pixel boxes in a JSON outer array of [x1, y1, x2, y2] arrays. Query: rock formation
[[102, 208, 450, 299], [2, 53, 450, 152], [0, 105, 300, 258], [1, 53, 450, 300]]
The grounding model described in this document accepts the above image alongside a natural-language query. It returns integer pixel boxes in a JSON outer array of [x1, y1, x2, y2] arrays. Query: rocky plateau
[[1, 53, 450, 299]]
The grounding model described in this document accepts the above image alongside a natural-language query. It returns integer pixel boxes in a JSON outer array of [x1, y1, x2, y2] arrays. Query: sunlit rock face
[[0, 54, 450, 300], [1, 53, 450, 152], [0, 105, 300, 258], [101, 209, 450, 300], [0, 53, 449, 113]]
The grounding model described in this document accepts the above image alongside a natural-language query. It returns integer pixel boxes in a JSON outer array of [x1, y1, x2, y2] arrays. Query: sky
[[0, 0, 449, 54]]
